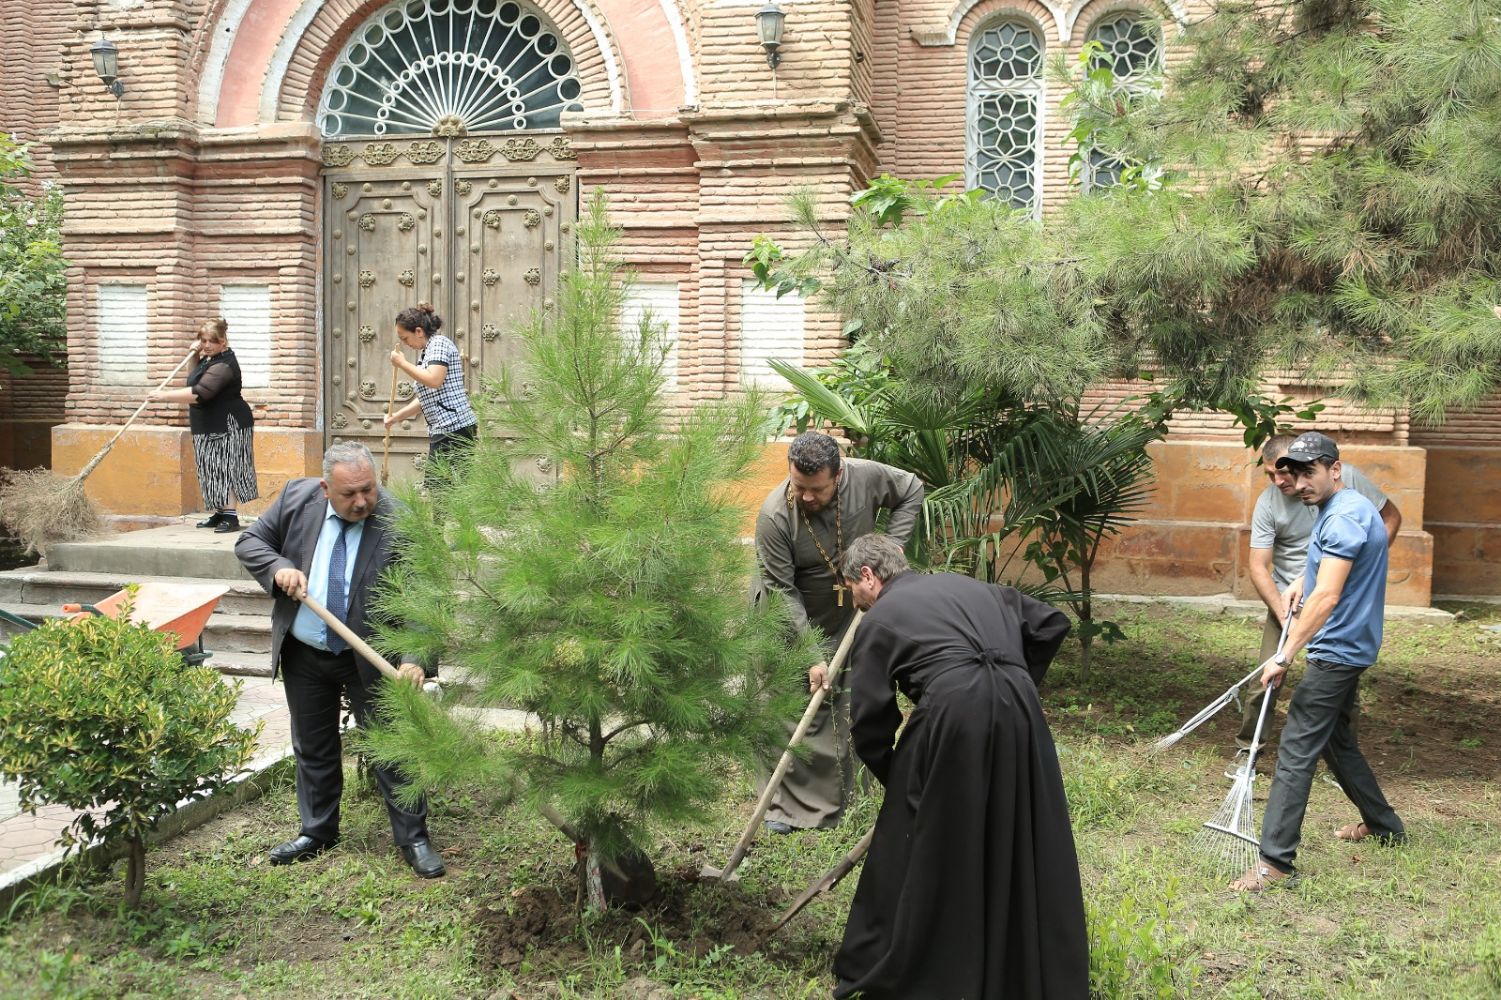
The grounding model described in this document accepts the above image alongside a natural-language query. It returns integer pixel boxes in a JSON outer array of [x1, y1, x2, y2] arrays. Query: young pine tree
[[362, 193, 816, 906]]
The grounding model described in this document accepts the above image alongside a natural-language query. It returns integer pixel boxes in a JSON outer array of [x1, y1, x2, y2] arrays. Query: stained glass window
[[1082, 14, 1161, 192], [967, 21, 1044, 213], [317, 0, 584, 138]]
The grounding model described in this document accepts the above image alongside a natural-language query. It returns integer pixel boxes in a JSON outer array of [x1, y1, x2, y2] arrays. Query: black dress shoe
[[399, 839, 447, 879], [196, 512, 225, 529], [268, 834, 334, 866], [214, 515, 242, 534]]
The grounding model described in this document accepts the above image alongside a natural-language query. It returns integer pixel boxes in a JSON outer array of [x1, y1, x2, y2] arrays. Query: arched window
[[966, 19, 1045, 214], [1082, 12, 1161, 192], [317, 0, 584, 138]]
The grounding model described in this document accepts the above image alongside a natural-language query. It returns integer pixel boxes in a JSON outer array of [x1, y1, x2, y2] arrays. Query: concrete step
[[0, 602, 272, 656], [0, 569, 273, 617], [45, 523, 255, 581]]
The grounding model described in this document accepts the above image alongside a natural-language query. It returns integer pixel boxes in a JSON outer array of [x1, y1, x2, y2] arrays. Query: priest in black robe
[[831, 533, 1088, 1000]]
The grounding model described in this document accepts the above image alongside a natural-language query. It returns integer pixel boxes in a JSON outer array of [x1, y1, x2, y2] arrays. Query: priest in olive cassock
[[751, 432, 924, 833]]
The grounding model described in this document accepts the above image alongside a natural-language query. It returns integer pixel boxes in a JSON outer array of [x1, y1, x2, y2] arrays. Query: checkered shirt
[[416, 334, 477, 437]]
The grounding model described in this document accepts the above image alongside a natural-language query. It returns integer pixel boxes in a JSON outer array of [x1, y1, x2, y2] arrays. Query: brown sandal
[[1336, 821, 1372, 842], [1229, 862, 1295, 893]]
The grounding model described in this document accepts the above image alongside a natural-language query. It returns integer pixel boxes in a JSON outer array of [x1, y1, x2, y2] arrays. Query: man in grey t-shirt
[[1235, 433, 1401, 769]]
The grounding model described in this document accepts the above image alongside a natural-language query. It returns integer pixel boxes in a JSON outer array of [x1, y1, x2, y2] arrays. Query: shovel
[[748, 825, 875, 951], [702, 609, 864, 882]]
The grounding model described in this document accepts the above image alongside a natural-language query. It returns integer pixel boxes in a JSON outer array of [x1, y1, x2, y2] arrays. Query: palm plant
[[1012, 406, 1159, 680]]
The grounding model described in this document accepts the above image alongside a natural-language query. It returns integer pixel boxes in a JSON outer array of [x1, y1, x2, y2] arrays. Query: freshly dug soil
[[475, 866, 773, 974]]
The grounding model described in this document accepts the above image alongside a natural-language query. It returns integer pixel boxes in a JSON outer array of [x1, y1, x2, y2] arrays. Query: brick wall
[[13, 0, 1499, 593]]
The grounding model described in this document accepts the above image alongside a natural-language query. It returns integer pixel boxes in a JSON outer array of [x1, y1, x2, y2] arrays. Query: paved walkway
[[0, 677, 291, 880]]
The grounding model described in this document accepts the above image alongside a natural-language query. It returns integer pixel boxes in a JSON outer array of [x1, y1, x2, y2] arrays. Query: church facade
[[3, 0, 1497, 600]]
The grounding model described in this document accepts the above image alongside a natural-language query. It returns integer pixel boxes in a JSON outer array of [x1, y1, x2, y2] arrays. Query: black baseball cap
[[1275, 431, 1339, 468]]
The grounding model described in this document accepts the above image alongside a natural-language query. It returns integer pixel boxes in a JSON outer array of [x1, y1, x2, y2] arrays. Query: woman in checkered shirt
[[384, 303, 478, 485]]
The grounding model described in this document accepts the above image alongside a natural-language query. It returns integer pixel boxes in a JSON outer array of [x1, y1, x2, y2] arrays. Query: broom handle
[[76, 348, 200, 482], [715, 609, 864, 882], [297, 591, 401, 683], [381, 359, 399, 485]]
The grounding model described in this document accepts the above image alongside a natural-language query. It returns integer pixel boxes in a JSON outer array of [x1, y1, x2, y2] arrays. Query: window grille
[[317, 0, 584, 138], [1082, 13, 1161, 192], [966, 20, 1045, 214]]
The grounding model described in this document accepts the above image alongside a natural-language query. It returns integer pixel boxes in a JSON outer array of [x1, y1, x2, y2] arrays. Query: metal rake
[[1193, 678, 1278, 879]]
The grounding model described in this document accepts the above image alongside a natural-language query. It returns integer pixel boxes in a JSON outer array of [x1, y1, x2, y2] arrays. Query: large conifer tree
[[364, 194, 815, 903], [755, 0, 1501, 421]]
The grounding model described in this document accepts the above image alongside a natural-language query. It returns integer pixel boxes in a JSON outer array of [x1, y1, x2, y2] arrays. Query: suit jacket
[[235, 477, 435, 683]]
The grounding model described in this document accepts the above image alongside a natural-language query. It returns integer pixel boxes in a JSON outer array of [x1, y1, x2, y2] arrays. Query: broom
[[0, 346, 200, 553]]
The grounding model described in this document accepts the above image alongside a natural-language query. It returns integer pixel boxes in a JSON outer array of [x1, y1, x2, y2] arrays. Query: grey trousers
[[762, 681, 856, 830], [282, 636, 430, 847], [1237, 612, 1287, 748], [1259, 657, 1403, 872]]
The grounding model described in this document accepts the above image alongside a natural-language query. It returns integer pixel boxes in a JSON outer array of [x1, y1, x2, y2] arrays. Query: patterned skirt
[[192, 415, 259, 509]]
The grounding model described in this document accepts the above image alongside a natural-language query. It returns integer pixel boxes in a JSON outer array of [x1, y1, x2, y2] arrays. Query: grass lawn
[[2, 601, 1500, 999]]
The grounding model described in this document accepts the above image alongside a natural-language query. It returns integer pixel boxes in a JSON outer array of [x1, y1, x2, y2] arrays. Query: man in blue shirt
[[1231, 432, 1406, 892], [237, 442, 445, 878]]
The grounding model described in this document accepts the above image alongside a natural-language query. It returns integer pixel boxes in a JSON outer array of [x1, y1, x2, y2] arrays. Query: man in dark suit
[[235, 441, 445, 878]]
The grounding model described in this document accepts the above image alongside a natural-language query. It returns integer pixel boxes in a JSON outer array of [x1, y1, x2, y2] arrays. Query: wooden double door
[[321, 133, 577, 480]]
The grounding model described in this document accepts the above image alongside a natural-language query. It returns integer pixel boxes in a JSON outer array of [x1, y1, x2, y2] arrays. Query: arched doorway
[[319, 0, 581, 478]]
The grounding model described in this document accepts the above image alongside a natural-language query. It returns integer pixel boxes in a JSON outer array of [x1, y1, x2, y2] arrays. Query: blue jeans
[[1259, 658, 1404, 872]]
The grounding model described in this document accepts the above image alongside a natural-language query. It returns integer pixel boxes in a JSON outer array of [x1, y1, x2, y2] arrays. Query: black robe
[[833, 572, 1088, 1000]]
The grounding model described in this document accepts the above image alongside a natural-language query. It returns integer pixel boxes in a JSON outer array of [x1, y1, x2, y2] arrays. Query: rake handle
[[1157, 613, 1294, 750], [77, 348, 199, 482], [714, 609, 864, 882]]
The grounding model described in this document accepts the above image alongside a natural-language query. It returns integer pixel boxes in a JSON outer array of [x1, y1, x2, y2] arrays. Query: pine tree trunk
[[124, 835, 145, 908]]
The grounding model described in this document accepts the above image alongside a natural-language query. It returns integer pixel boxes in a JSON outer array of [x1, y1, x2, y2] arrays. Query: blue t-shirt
[[1304, 486, 1388, 667]]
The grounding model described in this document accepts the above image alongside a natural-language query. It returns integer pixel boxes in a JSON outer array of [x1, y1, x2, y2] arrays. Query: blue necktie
[[326, 517, 350, 654]]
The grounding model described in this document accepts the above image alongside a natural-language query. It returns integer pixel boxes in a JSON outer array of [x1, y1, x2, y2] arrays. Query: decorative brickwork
[[3, 0, 1493, 596]]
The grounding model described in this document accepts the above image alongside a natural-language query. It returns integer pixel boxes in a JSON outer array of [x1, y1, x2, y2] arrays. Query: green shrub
[[1087, 888, 1199, 999], [0, 595, 259, 907]]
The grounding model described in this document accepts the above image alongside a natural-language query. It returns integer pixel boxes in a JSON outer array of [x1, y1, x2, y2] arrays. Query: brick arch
[[916, 0, 1185, 46], [1068, 0, 1181, 45], [273, 0, 626, 126], [956, 0, 1059, 52]]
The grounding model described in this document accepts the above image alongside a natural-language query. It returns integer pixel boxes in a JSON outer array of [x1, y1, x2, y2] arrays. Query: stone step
[[0, 569, 273, 617], [0, 602, 272, 656], [44, 523, 255, 581]]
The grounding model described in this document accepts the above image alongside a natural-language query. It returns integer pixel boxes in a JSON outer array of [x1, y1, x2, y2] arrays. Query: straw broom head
[[0, 468, 100, 554]]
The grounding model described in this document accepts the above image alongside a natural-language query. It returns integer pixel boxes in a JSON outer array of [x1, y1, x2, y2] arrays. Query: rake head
[[1193, 769, 1260, 879]]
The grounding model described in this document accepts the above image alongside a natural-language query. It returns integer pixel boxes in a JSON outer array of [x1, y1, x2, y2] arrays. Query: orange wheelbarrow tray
[[63, 581, 231, 658]]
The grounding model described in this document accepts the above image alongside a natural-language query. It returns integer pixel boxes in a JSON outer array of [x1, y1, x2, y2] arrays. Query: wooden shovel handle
[[297, 591, 401, 682], [763, 825, 875, 941], [714, 609, 864, 882], [381, 358, 400, 485]]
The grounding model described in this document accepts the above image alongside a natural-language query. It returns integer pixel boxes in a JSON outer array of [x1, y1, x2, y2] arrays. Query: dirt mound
[[475, 866, 776, 974]]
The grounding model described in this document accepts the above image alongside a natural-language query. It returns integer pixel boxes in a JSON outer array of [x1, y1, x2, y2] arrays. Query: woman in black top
[[151, 318, 259, 533]]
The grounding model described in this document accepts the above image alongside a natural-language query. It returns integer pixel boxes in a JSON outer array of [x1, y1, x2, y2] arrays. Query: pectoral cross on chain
[[833, 582, 847, 608]]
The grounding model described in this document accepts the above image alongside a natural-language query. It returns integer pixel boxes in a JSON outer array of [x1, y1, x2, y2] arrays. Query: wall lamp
[[90, 35, 125, 98], [756, 2, 785, 70]]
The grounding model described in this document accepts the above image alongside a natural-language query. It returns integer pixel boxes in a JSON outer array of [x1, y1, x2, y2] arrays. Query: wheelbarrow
[[0, 581, 230, 667]]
